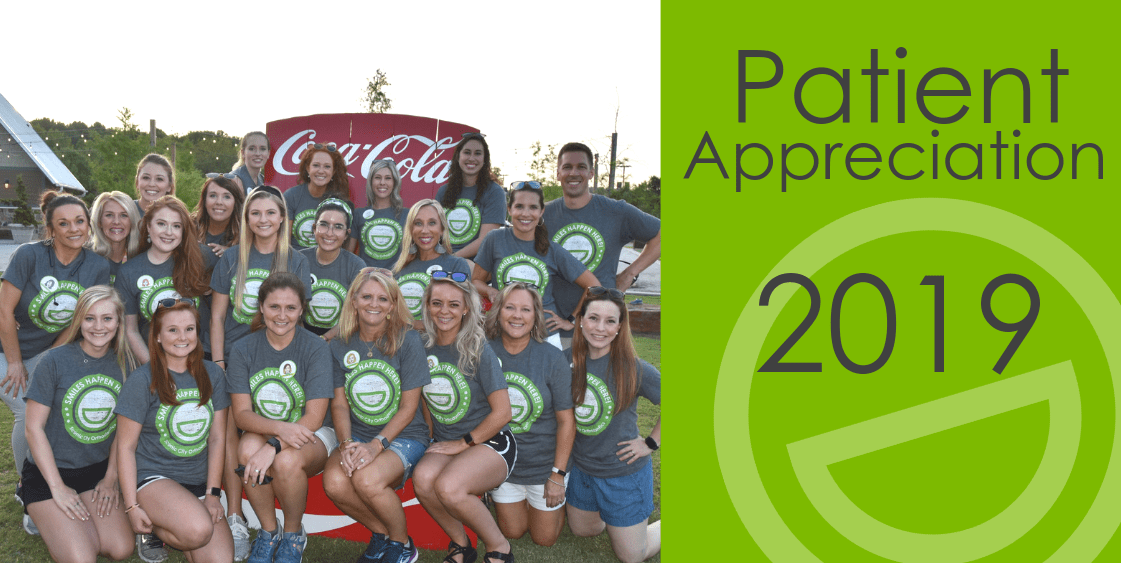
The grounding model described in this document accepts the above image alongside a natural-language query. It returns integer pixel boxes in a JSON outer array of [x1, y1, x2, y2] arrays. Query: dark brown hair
[[556, 142, 594, 169], [193, 177, 244, 247], [440, 134, 495, 210], [570, 289, 639, 415], [507, 186, 550, 255], [249, 272, 308, 332], [40, 191, 90, 239]]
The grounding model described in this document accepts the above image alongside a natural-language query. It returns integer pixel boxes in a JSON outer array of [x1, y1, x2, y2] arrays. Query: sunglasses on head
[[512, 181, 542, 191], [206, 172, 237, 180], [250, 185, 284, 200], [431, 271, 469, 283], [306, 141, 338, 152], [156, 297, 193, 310], [588, 286, 624, 300]]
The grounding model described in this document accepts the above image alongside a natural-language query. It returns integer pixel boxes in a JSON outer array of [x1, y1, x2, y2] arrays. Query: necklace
[[364, 338, 377, 358]]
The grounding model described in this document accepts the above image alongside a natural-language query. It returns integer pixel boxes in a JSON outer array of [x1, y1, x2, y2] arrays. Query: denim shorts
[[355, 436, 428, 490], [566, 463, 654, 527]]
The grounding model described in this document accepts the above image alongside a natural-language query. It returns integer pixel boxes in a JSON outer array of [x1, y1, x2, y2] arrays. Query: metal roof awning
[[0, 91, 86, 193]]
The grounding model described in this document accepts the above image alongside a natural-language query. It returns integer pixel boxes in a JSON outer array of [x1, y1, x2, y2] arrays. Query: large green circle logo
[[362, 218, 403, 260], [554, 223, 606, 271], [345, 358, 402, 426], [307, 276, 347, 328], [293, 208, 317, 247], [446, 198, 481, 245], [496, 253, 550, 292], [574, 373, 614, 436], [62, 374, 121, 444], [29, 277, 84, 332], [717, 199, 1121, 562], [423, 362, 471, 425], [156, 390, 213, 457], [232, 269, 269, 325], [505, 372, 544, 434]]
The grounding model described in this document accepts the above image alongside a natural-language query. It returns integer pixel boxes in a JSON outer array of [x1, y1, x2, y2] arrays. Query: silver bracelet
[[548, 478, 566, 488]]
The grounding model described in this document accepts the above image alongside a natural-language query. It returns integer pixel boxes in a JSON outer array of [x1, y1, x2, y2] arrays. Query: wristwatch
[[209, 487, 222, 498], [463, 432, 476, 446], [267, 437, 282, 453], [375, 434, 390, 450], [552, 467, 567, 477], [645, 436, 660, 451]]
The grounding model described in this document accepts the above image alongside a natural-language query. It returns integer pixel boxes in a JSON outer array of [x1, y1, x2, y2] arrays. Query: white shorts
[[315, 426, 339, 456], [489, 473, 570, 512]]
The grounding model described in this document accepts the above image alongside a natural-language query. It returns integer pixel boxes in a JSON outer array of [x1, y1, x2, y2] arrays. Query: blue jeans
[[0, 350, 47, 475]]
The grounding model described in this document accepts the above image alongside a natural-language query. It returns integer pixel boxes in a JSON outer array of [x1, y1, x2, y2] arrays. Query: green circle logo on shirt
[[232, 268, 270, 325], [62, 374, 121, 444], [496, 253, 550, 292], [446, 198, 481, 245], [423, 361, 471, 425], [346, 358, 402, 426], [398, 272, 431, 319], [575, 373, 613, 436], [505, 372, 544, 434], [294, 208, 317, 247], [156, 389, 213, 457], [553, 223, 606, 271], [250, 367, 306, 422], [362, 218, 403, 260], [307, 275, 347, 328], [28, 276, 84, 333], [140, 277, 188, 321]]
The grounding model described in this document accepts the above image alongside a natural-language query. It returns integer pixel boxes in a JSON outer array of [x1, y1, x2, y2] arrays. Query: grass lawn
[[0, 336, 661, 562]]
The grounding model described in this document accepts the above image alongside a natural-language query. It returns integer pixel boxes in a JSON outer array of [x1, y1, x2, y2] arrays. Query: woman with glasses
[[301, 199, 364, 339], [193, 175, 245, 268], [116, 196, 212, 365], [484, 283, 574, 547], [566, 287, 661, 563], [1, 191, 111, 527], [21, 285, 137, 562], [227, 273, 334, 563], [322, 269, 430, 563], [210, 185, 310, 555], [472, 182, 598, 347], [88, 191, 141, 284], [285, 142, 352, 250], [132, 154, 176, 218], [349, 159, 408, 269], [412, 275, 516, 563], [232, 132, 270, 193], [115, 299, 233, 562], [393, 199, 472, 329], [436, 133, 505, 259]]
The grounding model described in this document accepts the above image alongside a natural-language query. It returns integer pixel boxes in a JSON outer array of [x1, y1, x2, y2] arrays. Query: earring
[[408, 243, 418, 255], [435, 243, 446, 254], [44, 237, 54, 247], [387, 314, 391, 320]]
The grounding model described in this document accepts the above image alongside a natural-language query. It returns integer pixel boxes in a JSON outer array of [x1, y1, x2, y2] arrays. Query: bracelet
[[548, 478, 566, 488], [340, 437, 355, 445], [124, 503, 140, 514], [645, 436, 660, 451], [214, 360, 227, 366]]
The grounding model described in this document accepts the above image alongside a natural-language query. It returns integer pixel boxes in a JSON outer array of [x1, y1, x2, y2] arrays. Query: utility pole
[[607, 133, 618, 192], [618, 163, 630, 188], [593, 153, 599, 190], [149, 120, 156, 148], [170, 143, 177, 167]]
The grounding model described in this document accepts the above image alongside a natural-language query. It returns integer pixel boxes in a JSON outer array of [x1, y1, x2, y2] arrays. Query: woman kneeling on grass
[[22, 285, 137, 563], [115, 299, 233, 563], [412, 274, 516, 563], [566, 287, 661, 563], [322, 268, 430, 563], [227, 272, 334, 563]]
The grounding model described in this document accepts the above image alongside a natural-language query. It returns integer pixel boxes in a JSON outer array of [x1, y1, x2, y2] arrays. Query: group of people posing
[[0, 133, 662, 563]]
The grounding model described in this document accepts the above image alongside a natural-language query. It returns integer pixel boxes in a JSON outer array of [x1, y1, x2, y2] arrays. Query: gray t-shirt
[[566, 352, 661, 478], [488, 338, 572, 485], [352, 206, 408, 268], [423, 342, 509, 443], [232, 165, 263, 194], [209, 244, 312, 349], [24, 342, 125, 469], [300, 247, 365, 331], [2, 243, 111, 358], [395, 256, 472, 320], [435, 181, 506, 252], [114, 249, 206, 344], [108, 258, 123, 286], [283, 183, 328, 249], [114, 361, 230, 485], [544, 195, 660, 327], [226, 328, 333, 424], [474, 228, 589, 328], [329, 329, 431, 444]]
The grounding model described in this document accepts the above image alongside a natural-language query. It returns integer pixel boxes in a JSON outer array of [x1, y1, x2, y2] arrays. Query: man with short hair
[[543, 142, 661, 341]]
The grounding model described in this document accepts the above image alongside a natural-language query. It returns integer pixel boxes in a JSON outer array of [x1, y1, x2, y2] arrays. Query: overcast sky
[[4, 1, 660, 183]]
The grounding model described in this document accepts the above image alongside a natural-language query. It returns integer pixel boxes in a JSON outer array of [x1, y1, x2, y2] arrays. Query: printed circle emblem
[[554, 223, 606, 271], [362, 218, 403, 260], [294, 208, 317, 247], [156, 390, 213, 457], [505, 372, 544, 434], [446, 198, 481, 245], [423, 362, 471, 425], [398, 272, 430, 319], [250, 367, 305, 422], [496, 253, 550, 292], [346, 359, 402, 426], [62, 374, 122, 444], [232, 269, 269, 324], [344, 350, 361, 369], [575, 374, 613, 436], [29, 277, 84, 332]]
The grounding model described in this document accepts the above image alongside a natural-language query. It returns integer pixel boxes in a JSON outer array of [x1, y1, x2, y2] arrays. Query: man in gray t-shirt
[[543, 142, 661, 334]]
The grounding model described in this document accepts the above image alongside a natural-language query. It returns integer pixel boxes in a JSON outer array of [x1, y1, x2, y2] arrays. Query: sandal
[[444, 539, 478, 563], [483, 548, 515, 563]]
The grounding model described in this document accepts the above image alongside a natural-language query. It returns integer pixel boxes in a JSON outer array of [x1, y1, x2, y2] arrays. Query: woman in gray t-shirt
[[88, 191, 141, 284], [115, 300, 233, 561], [22, 285, 137, 559], [284, 143, 352, 249], [348, 158, 408, 269], [393, 199, 472, 328], [300, 199, 364, 338], [413, 276, 517, 563]]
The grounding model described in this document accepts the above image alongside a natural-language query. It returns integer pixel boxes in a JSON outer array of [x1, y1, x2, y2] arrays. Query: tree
[[11, 176, 37, 226], [360, 70, 392, 113], [527, 141, 558, 185]]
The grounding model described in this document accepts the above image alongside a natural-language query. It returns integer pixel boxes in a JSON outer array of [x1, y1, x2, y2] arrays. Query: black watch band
[[267, 437, 282, 453], [552, 466, 567, 477], [463, 432, 476, 446], [645, 436, 659, 451], [209, 487, 222, 498]]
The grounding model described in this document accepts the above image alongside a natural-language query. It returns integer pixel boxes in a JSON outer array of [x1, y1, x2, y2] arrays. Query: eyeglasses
[[588, 286, 624, 300], [315, 220, 347, 233], [461, 132, 486, 141], [156, 297, 194, 310], [361, 267, 395, 277], [306, 141, 338, 152], [431, 271, 469, 283], [512, 181, 542, 191], [250, 185, 284, 200], [206, 172, 238, 180]]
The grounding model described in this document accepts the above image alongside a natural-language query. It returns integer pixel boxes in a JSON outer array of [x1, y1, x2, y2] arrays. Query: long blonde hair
[[57, 285, 137, 380], [422, 277, 486, 377], [337, 269, 412, 357], [393, 199, 454, 273], [233, 186, 292, 314], [483, 283, 547, 343], [88, 192, 141, 260]]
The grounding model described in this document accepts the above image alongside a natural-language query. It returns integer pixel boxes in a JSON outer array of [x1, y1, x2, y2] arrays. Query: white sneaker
[[229, 513, 251, 561], [22, 514, 39, 536]]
